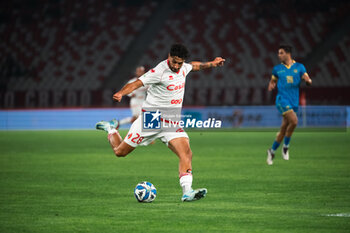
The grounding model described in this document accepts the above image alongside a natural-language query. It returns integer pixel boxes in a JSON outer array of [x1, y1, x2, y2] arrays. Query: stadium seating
[[309, 34, 350, 87], [138, 0, 350, 105], [1, 0, 157, 92], [1, 0, 349, 107]]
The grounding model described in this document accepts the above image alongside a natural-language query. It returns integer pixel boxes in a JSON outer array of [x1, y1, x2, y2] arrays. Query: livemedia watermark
[[140, 106, 347, 133], [141, 108, 222, 132]]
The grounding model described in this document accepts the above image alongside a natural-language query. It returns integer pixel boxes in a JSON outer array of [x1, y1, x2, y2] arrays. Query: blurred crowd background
[[1, 0, 350, 108]]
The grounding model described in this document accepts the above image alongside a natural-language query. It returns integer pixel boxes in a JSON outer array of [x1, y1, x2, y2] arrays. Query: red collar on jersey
[[167, 59, 180, 74]]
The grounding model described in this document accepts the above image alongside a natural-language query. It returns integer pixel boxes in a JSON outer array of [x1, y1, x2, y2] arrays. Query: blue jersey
[[272, 62, 307, 108]]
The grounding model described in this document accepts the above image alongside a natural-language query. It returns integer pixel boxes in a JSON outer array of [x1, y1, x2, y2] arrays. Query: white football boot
[[282, 146, 289, 160], [95, 119, 119, 132], [266, 149, 275, 165], [181, 188, 207, 202]]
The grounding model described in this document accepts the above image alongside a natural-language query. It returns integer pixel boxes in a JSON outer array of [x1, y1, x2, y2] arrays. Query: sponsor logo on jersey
[[169, 75, 173, 80], [166, 82, 185, 91], [286, 76, 294, 83]]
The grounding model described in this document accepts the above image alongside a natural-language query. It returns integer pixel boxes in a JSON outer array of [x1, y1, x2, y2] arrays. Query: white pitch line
[[323, 213, 350, 217]]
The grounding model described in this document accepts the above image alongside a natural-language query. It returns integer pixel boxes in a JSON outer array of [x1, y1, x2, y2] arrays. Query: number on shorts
[[137, 137, 144, 144], [131, 133, 144, 144]]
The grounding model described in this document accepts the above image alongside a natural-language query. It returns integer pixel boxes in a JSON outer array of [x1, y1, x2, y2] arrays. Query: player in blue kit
[[267, 45, 312, 165]]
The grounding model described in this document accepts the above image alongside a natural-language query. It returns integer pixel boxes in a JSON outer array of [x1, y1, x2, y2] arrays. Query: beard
[[170, 67, 179, 73]]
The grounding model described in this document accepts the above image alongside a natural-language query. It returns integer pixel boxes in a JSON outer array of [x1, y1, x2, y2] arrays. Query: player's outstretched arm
[[302, 73, 312, 86], [268, 79, 277, 91], [113, 79, 143, 102], [190, 57, 225, 71]]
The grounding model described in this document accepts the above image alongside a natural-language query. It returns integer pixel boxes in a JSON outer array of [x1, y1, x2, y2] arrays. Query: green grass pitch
[[0, 130, 349, 233]]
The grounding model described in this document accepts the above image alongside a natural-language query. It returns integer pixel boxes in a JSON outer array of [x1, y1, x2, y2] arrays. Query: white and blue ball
[[134, 181, 157, 203]]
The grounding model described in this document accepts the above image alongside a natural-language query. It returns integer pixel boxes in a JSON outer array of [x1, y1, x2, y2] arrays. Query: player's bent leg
[[284, 110, 298, 137], [107, 130, 135, 157], [96, 119, 133, 157], [108, 129, 122, 146], [113, 141, 135, 157]]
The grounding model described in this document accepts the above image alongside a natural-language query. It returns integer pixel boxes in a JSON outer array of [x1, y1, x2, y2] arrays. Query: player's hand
[[212, 57, 225, 67], [113, 92, 123, 102], [268, 81, 276, 91], [306, 79, 312, 86], [303, 73, 312, 86]]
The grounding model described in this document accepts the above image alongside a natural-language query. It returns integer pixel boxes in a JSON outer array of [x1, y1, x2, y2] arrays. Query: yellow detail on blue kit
[[272, 61, 307, 115]]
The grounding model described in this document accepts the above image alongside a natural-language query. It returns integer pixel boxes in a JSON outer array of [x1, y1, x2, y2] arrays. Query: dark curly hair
[[279, 45, 292, 54], [169, 43, 189, 60]]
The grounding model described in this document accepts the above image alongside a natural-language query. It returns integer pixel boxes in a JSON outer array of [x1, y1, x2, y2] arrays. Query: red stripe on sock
[[108, 132, 117, 141], [179, 173, 192, 178]]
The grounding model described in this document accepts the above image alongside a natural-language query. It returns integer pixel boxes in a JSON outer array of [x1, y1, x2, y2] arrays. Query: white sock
[[179, 174, 193, 194], [283, 144, 289, 148], [108, 128, 118, 134], [119, 117, 132, 125]]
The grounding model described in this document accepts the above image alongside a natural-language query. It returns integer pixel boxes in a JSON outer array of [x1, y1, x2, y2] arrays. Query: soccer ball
[[134, 181, 157, 203]]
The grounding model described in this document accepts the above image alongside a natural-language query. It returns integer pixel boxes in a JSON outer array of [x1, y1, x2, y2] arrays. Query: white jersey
[[138, 60, 192, 108]]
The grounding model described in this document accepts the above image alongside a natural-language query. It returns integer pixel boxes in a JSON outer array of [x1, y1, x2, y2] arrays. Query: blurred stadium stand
[[138, 0, 350, 106], [309, 33, 350, 86], [0, 0, 158, 107], [1, 0, 350, 108]]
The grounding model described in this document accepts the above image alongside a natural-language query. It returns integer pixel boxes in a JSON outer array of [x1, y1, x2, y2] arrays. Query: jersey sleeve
[[183, 63, 193, 76], [299, 64, 307, 76], [138, 68, 162, 86], [271, 66, 278, 81]]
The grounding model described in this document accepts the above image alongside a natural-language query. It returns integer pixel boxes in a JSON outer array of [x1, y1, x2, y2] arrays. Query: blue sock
[[271, 140, 280, 152], [284, 137, 291, 147]]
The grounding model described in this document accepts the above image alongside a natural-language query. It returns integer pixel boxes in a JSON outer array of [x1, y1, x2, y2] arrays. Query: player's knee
[[290, 118, 298, 127], [113, 147, 128, 157]]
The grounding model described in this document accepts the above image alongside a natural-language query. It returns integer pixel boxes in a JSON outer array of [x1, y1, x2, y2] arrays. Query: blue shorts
[[276, 96, 298, 115]]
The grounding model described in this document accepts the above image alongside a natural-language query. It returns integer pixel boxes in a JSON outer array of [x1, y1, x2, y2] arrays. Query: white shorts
[[130, 99, 143, 117], [124, 116, 189, 147]]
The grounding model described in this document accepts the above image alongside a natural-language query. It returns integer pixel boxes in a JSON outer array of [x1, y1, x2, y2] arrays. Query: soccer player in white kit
[[118, 66, 148, 126], [96, 44, 225, 202]]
